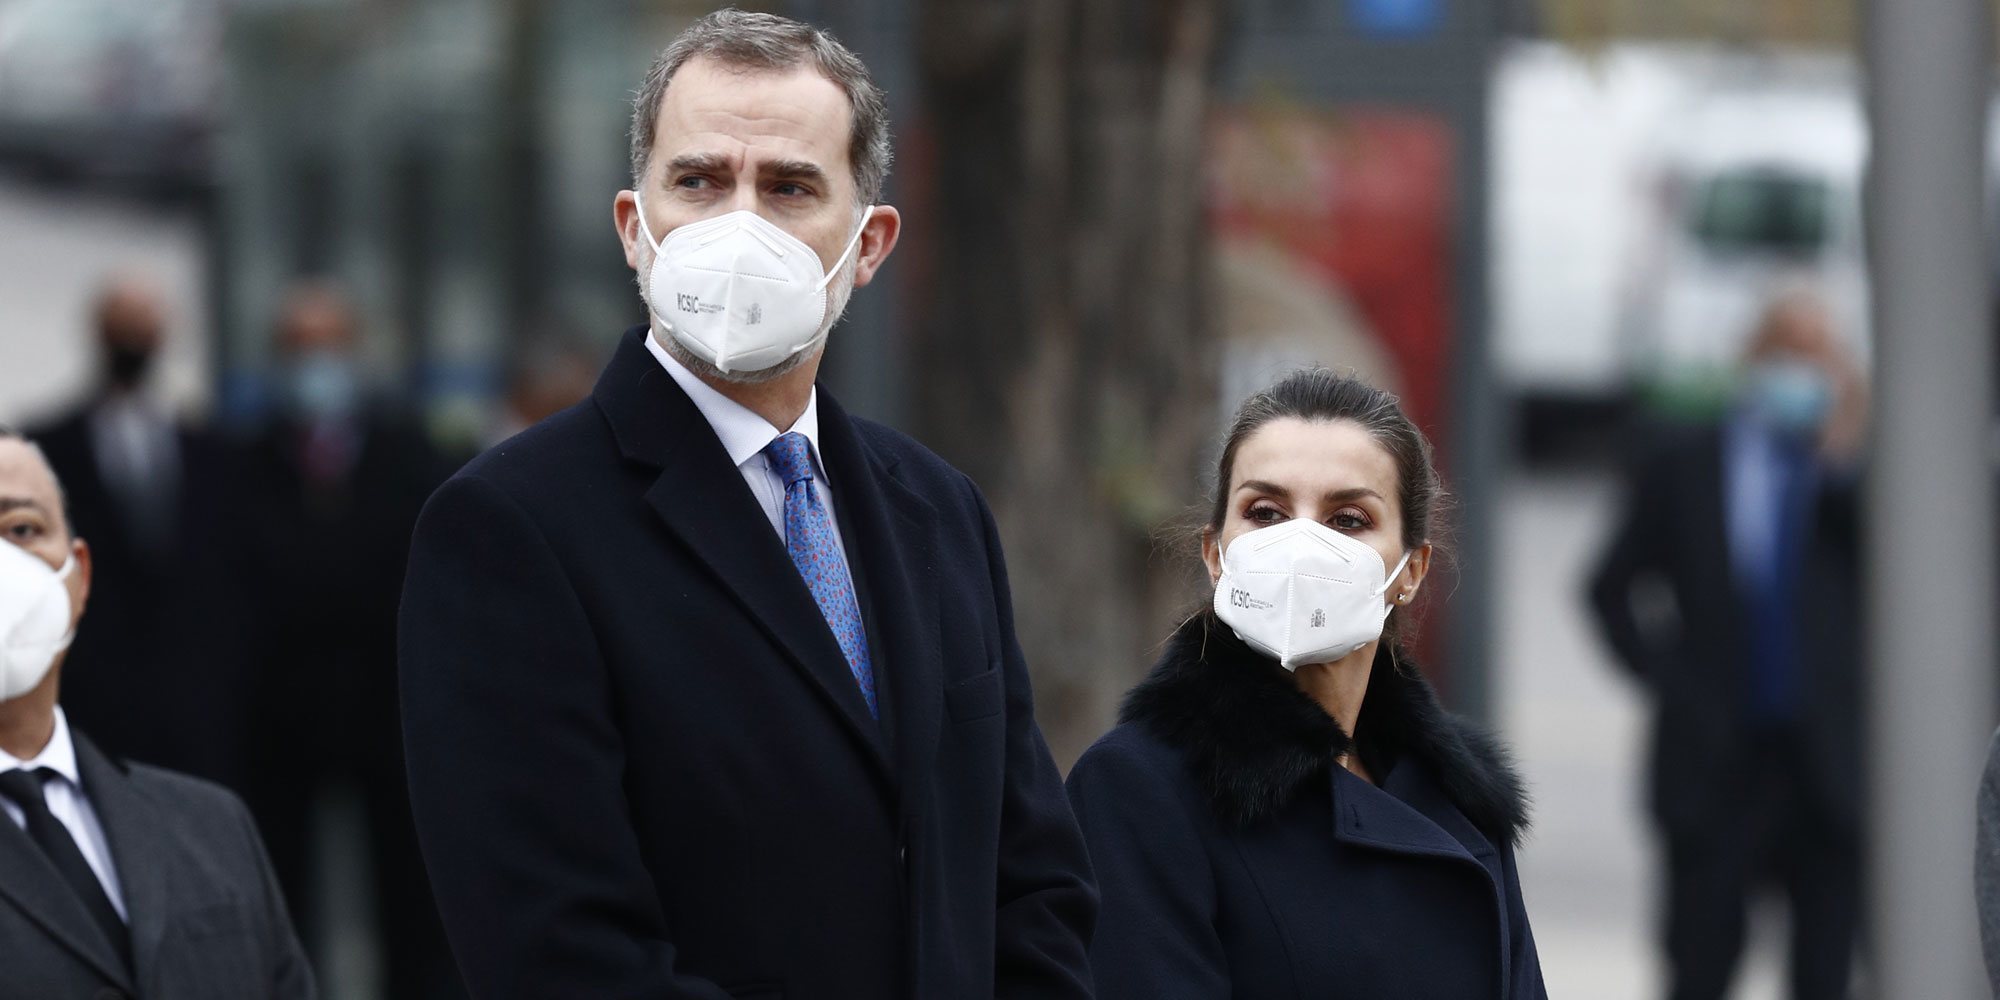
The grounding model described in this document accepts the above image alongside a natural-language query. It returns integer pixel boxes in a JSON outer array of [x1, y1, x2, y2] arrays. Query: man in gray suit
[[0, 424, 315, 1000]]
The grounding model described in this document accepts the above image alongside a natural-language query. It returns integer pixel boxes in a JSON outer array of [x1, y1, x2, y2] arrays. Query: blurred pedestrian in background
[[1587, 291, 1867, 1000], [0, 425, 315, 999], [483, 335, 599, 450], [1068, 368, 1545, 999], [26, 276, 253, 789], [235, 282, 458, 998]]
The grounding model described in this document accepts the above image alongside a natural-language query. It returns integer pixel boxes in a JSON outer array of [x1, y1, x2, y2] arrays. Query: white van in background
[[1625, 79, 1869, 414], [1492, 43, 1875, 457]]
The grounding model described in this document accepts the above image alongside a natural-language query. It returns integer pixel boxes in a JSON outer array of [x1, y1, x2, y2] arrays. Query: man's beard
[[644, 239, 860, 387]]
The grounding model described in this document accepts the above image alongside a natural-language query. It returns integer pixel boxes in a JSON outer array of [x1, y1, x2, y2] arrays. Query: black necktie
[[0, 767, 132, 969]]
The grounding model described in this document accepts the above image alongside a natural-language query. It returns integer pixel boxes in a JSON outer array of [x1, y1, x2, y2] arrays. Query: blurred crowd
[[18, 273, 599, 999]]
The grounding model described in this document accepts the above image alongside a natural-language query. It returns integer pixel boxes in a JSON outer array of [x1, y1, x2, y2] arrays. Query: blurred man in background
[[27, 276, 253, 789], [1588, 291, 1867, 1000], [483, 335, 599, 450], [236, 282, 458, 999], [0, 425, 315, 999]]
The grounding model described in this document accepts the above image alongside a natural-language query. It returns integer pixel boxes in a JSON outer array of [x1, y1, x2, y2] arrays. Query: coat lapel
[[0, 742, 136, 993], [74, 734, 166, 989], [818, 392, 945, 816], [1334, 760, 1515, 999], [1694, 426, 1739, 592], [594, 329, 890, 775], [1329, 764, 1483, 865]]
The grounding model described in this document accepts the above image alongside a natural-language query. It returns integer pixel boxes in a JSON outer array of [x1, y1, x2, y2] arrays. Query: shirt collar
[[0, 706, 82, 788], [644, 329, 825, 474]]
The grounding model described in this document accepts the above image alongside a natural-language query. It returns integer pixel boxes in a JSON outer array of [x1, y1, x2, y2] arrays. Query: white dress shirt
[[1724, 414, 1781, 593], [89, 393, 179, 503], [0, 707, 127, 919], [645, 331, 855, 576], [1724, 413, 1818, 596]]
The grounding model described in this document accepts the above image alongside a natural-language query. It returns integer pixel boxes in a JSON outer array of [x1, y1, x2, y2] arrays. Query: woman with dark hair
[[1067, 368, 1546, 999]]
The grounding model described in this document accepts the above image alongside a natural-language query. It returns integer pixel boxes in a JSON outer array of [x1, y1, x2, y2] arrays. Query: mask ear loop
[[631, 187, 667, 253], [1371, 549, 1414, 599], [1377, 548, 1420, 679], [49, 553, 79, 652], [814, 206, 876, 291]]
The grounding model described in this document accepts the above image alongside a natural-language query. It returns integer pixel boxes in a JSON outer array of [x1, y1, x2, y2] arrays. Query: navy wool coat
[[1067, 612, 1546, 1000], [399, 329, 1095, 1000]]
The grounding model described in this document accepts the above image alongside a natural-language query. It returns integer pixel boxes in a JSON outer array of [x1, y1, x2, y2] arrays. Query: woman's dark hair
[[1207, 369, 1449, 643]]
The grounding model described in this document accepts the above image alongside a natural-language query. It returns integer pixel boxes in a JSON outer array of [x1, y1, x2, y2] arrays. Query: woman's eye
[[1246, 505, 1284, 524], [1331, 510, 1370, 531]]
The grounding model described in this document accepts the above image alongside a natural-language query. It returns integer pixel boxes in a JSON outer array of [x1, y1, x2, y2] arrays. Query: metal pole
[[1445, 0, 1499, 722], [1863, 0, 1995, 993]]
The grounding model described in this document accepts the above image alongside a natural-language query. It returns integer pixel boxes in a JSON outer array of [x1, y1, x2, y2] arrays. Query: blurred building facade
[[210, 0, 917, 449]]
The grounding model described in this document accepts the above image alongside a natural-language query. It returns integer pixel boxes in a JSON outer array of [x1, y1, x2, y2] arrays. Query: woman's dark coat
[[1067, 612, 1547, 1000]]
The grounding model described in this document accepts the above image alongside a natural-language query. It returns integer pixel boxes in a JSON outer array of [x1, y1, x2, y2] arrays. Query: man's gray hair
[[629, 9, 893, 205]]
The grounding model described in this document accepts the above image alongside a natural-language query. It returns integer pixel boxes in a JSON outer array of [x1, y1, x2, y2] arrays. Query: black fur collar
[[1120, 611, 1530, 847]]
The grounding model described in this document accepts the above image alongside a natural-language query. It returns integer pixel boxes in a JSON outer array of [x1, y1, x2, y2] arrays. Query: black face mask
[[104, 342, 155, 388]]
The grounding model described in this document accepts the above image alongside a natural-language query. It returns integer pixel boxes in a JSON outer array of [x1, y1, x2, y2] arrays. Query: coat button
[[897, 844, 908, 866]]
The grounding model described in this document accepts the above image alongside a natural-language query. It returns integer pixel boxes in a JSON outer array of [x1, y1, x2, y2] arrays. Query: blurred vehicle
[[1624, 81, 1869, 416], [1493, 45, 1871, 450], [0, 0, 221, 193], [1492, 43, 1680, 427]]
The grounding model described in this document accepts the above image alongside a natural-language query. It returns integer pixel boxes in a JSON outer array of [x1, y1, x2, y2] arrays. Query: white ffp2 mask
[[0, 542, 76, 700], [634, 194, 872, 375], [1212, 518, 1411, 671]]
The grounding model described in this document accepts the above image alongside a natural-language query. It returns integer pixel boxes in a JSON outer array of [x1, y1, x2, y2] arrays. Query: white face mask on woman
[[1212, 517, 1410, 672], [634, 192, 873, 376], [0, 541, 76, 700]]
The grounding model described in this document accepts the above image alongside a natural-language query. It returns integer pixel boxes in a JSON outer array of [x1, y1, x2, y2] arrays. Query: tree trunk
[[912, 0, 1226, 767]]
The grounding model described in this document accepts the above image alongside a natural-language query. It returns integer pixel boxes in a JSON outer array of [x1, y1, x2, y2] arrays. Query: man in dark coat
[[27, 276, 253, 788], [1588, 294, 1867, 1000], [0, 426, 314, 1000], [235, 283, 458, 998], [398, 12, 1095, 999]]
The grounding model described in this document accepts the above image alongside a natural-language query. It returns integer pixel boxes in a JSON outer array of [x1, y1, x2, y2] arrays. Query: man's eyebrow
[[665, 152, 734, 175], [760, 159, 829, 184], [0, 497, 50, 516]]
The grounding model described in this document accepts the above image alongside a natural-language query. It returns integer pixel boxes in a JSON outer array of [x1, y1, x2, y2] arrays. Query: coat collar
[[1121, 612, 1529, 848], [0, 731, 138, 993], [74, 733, 171, 987], [593, 327, 944, 800]]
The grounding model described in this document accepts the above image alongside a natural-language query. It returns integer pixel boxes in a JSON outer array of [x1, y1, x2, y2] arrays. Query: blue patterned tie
[[764, 432, 877, 718]]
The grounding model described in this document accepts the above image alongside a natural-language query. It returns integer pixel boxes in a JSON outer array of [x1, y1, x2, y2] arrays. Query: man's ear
[[851, 205, 901, 290], [614, 189, 644, 271]]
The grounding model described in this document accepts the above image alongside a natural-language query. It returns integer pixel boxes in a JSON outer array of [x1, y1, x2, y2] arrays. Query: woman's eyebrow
[[1236, 480, 1291, 499], [1325, 487, 1385, 504]]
